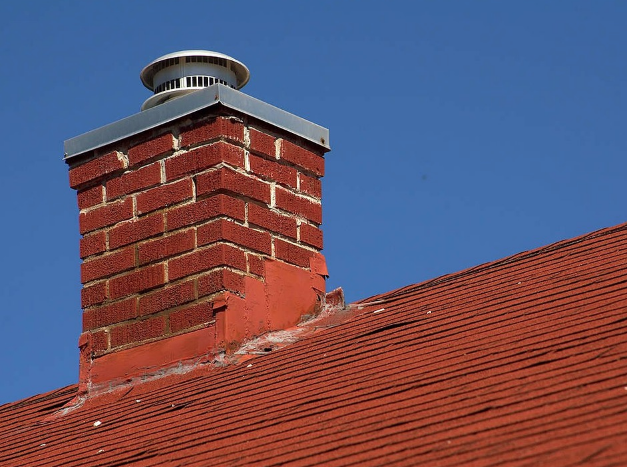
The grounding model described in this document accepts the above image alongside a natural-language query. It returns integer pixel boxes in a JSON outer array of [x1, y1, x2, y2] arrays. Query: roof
[[2, 222, 627, 466]]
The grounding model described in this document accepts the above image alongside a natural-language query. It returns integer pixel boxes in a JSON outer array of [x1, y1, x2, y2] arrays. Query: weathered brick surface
[[165, 142, 244, 181], [247, 253, 265, 276], [298, 173, 322, 198], [106, 163, 161, 200], [196, 167, 271, 204], [69, 152, 126, 189], [128, 133, 174, 167], [81, 246, 135, 284], [275, 187, 322, 224], [247, 203, 297, 239], [111, 213, 159, 248], [198, 219, 272, 255], [249, 154, 297, 188], [180, 117, 244, 147], [139, 281, 195, 317], [109, 264, 166, 300], [83, 298, 138, 331], [168, 243, 247, 281], [136, 178, 193, 215], [138, 229, 195, 265], [81, 282, 107, 308], [91, 330, 109, 353], [110, 316, 166, 348], [77, 185, 104, 210], [280, 140, 324, 176], [249, 128, 276, 158], [167, 194, 245, 230], [80, 231, 107, 259], [198, 269, 246, 297], [169, 302, 212, 334], [275, 239, 316, 268], [300, 223, 324, 249], [79, 198, 133, 234], [108, 213, 165, 250]]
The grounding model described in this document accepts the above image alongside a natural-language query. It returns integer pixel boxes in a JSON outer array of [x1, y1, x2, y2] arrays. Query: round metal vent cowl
[[140, 50, 250, 111]]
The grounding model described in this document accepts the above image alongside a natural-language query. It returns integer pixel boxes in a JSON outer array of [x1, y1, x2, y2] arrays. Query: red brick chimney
[[65, 51, 330, 395]]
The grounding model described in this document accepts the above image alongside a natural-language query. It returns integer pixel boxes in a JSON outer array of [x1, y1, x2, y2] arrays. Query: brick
[[169, 302, 212, 334], [136, 178, 193, 215], [108, 212, 165, 250], [91, 330, 109, 353], [79, 198, 133, 234], [198, 269, 246, 297], [106, 162, 161, 200], [139, 280, 195, 317], [167, 194, 245, 231], [180, 117, 244, 147], [247, 253, 265, 276], [82, 298, 138, 331], [110, 316, 166, 348], [80, 231, 106, 259], [249, 154, 297, 188], [280, 140, 324, 176], [77, 185, 104, 210], [81, 282, 107, 308], [168, 243, 247, 281], [299, 173, 322, 198], [81, 246, 135, 283], [249, 128, 276, 158], [138, 229, 195, 265], [275, 187, 322, 224], [165, 142, 244, 181], [300, 223, 324, 249], [275, 239, 315, 268], [109, 263, 166, 300], [196, 167, 270, 204], [69, 152, 126, 189], [247, 203, 297, 239], [198, 219, 271, 255], [127, 133, 174, 167]]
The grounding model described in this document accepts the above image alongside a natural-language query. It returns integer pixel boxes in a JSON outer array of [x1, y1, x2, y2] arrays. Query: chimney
[[65, 51, 330, 395]]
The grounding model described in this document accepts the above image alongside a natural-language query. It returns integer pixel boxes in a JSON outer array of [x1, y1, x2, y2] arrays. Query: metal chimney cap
[[139, 50, 250, 110]]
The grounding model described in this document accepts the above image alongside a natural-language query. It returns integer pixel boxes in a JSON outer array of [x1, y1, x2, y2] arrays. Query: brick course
[[180, 117, 244, 148], [108, 213, 165, 250], [196, 167, 271, 204], [106, 162, 161, 200], [110, 316, 166, 348], [128, 133, 174, 167], [198, 219, 272, 255], [165, 142, 244, 181], [136, 178, 193, 215], [275, 187, 322, 224], [280, 140, 324, 176], [79, 198, 133, 234], [69, 151, 126, 189]]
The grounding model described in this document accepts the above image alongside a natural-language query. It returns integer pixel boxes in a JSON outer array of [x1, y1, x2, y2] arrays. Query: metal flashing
[[64, 85, 330, 160]]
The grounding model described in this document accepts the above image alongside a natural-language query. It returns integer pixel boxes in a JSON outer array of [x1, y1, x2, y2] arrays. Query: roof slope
[[2, 223, 627, 466]]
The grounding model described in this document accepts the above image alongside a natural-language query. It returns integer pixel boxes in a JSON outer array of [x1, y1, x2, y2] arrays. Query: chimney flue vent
[[140, 50, 250, 111]]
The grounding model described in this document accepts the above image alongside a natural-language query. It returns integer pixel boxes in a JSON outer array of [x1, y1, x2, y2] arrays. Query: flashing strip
[[64, 85, 330, 160]]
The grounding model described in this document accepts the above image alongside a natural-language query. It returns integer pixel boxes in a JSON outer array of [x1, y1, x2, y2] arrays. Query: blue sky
[[0, 1, 625, 404]]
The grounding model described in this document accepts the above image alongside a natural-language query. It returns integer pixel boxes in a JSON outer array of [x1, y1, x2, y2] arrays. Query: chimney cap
[[140, 50, 250, 110]]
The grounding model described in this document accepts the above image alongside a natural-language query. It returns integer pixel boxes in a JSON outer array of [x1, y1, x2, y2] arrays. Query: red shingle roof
[[2, 222, 627, 466]]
